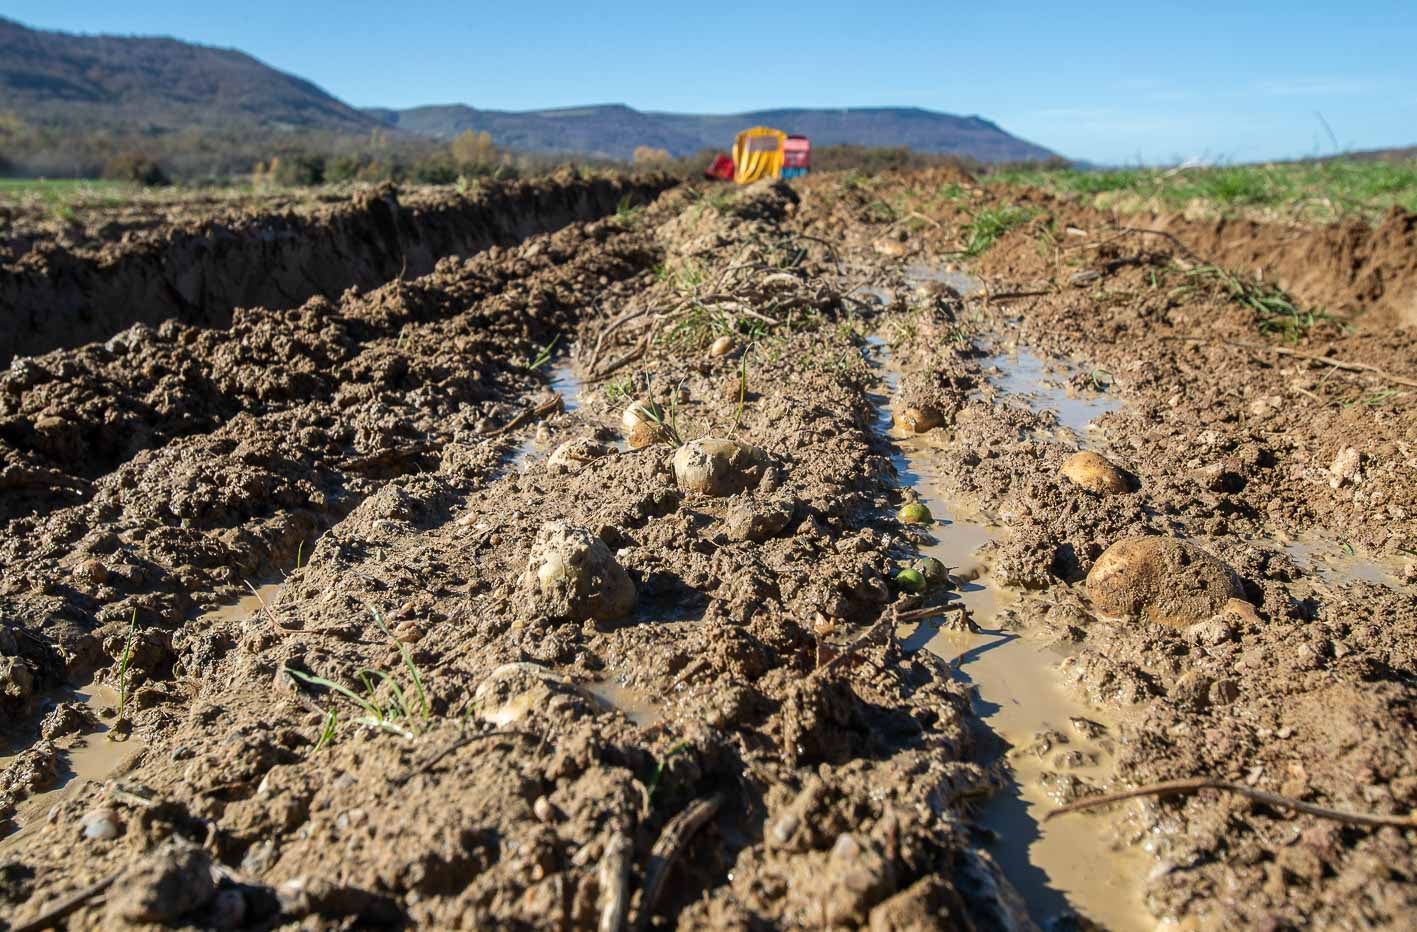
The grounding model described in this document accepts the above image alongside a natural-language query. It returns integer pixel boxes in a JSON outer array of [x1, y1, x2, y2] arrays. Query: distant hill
[[0, 16, 375, 132], [369, 104, 1057, 163], [0, 16, 1057, 164]]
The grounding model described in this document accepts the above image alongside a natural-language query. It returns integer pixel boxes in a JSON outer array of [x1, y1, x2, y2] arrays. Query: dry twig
[[632, 794, 724, 931], [1045, 777, 1417, 829]]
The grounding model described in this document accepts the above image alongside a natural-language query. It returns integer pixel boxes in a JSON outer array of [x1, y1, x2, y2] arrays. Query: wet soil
[[1, 168, 1415, 930]]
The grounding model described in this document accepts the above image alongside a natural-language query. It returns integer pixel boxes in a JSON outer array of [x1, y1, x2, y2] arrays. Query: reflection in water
[[512, 358, 584, 468], [0, 682, 128, 851], [585, 680, 663, 727], [1281, 534, 1412, 591]]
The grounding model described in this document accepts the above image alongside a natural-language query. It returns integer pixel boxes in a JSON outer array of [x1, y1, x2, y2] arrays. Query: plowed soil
[[1, 169, 1414, 931]]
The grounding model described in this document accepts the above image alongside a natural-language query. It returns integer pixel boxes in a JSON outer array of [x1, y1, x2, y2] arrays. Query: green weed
[[988, 157, 1417, 223], [282, 606, 431, 746], [109, 608, 138, 739], [958, 205, 1035, 257], [525, 334, 560, 371], [1175, 265, 1339, 342]]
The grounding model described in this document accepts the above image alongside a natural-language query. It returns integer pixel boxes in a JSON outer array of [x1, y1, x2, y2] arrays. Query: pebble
[[81, 808, 122, 840], [709, 335, 736, 357]]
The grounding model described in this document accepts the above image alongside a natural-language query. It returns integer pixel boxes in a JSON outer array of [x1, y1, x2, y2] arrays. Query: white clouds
[[1251, 77, 1380, 97]]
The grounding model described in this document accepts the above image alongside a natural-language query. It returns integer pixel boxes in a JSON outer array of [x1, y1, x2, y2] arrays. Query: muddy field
[[1, 169, 1414, 930]]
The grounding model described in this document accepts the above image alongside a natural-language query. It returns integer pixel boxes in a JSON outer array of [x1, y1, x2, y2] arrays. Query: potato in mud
[[1060, 451, 1131, 495], [672, 437, 771, 496], [522, 521, 636, 621], [894, 405, 945, 433], [1086, 536, 1244, 627]]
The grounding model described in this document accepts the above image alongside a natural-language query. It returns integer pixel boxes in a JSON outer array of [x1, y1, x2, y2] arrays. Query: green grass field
[[0, 178, 139, 213], [987, 157, 1417, 223]]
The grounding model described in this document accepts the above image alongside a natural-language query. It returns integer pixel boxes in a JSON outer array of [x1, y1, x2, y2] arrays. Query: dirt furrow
[[789, 168, 1417, 929], [0, 217, 656, 526], [0, 215, 662, 729], [0, 173, 673, 365]]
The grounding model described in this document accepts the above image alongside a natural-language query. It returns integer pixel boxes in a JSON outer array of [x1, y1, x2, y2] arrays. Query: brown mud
[[0, 173, 672, 365], [1, 169, 1415, 930]]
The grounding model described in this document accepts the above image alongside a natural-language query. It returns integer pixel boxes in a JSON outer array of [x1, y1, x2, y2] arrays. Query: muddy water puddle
[[0, 682, 129, 851], [1280, 533, 1413, 591], [0, 582, 290, 849], [585, 679, 663, 727], [978, 345, 1121, 449], [869, 335, 1151, 930]]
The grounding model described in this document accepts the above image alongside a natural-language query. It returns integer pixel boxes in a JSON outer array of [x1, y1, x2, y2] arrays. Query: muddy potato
[[547, 437, 612, 473], [894, 405, 944, 434], [522, 521, 636, 621], [625, 420, 668, 449], [1085, 537, 1244, 628], [672, 437, 769, 496], [1060, 451, 1130, 495], [620, 399, 663, 430]]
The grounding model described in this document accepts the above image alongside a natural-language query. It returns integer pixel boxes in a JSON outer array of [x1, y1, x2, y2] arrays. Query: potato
[[1086, 537, 1243, 628], [1060, 451, 1130, 495]]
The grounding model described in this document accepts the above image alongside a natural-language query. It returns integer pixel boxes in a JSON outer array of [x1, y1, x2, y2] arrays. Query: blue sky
[[10, 2, 1417, 164]]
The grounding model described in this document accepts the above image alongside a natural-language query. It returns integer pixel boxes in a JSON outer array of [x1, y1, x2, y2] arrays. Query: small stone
[[1086, 537, 1243, 628], [709, 335, 736, 357], [1060, 451, 1130, 495], [726, 498, 795, 542], [81, 808, 122, 840], [533, 796, 557, 823], [393, 621, 422, 643], [1328, 446, 1361, 488], [74, 558, 109, 586], [894, 406, 944, 433], [672, 438, 770, 496]]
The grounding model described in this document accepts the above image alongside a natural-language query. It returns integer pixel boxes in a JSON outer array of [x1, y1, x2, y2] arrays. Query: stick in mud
[[632, 793, 724, 932], [1044, 777, 1417, 829]]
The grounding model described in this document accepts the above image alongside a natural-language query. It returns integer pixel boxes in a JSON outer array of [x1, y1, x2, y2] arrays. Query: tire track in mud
[[792, 168, 1417, 930], [0, 215, 664, 725], [0, 174, 673, 366], [0, 217, 654, 525]]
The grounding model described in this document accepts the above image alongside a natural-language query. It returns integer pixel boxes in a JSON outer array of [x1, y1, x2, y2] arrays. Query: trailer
[[704, 127, 811, 184], [781, 135, 811, 179]]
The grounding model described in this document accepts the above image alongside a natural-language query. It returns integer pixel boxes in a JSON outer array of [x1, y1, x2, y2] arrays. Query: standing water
[[867, 335, 1151, 930]]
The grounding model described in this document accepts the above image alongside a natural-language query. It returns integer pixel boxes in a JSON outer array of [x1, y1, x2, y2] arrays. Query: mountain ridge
[[368, 103, 1058, 162], [1, 17, 1058, 163]]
